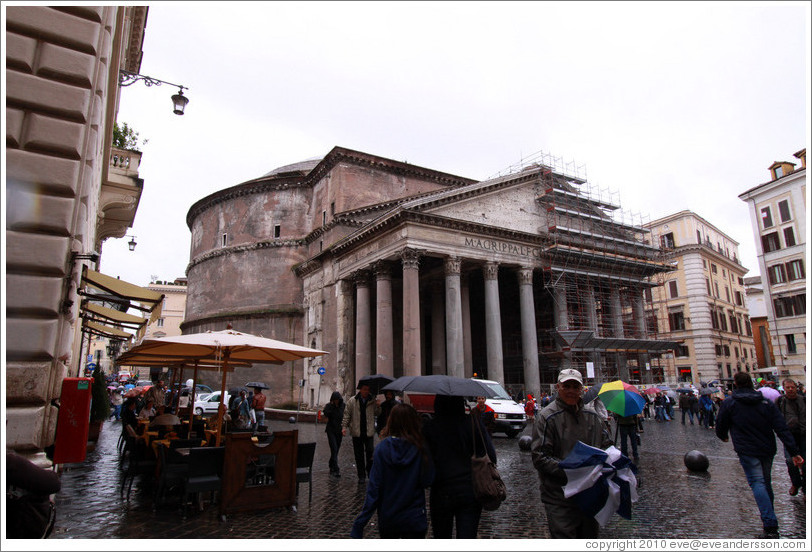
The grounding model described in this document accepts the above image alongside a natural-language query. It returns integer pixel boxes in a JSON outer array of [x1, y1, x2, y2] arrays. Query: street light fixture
[[119, 70, 190, 115], [126, 235, 137, 251]]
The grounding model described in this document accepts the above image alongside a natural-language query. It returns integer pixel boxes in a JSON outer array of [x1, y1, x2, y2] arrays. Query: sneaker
[[789, 485, 799, 496], [759, 528, 779, 539]]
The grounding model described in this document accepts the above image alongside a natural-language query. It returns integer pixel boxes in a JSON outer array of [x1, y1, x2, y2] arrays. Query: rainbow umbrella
[[598, 380, 646, 417]]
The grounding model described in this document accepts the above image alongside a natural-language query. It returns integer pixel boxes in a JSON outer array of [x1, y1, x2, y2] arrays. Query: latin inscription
[[464, 237, 541, 259]]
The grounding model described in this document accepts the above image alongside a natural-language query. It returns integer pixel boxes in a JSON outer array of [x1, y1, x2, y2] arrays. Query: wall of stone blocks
[[5, 6, 119, 455]]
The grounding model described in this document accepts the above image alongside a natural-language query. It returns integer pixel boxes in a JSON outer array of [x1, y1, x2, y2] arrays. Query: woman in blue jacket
[[351, 403, 434, 538]]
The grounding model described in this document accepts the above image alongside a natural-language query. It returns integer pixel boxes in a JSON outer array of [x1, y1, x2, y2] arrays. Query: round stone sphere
[[288, 416, 296, 424], [518, 435, 532, 451], [684, 450, 709, 472]]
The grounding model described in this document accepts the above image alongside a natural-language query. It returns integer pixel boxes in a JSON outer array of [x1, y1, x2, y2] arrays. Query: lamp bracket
[[119, 70, 187, 92]]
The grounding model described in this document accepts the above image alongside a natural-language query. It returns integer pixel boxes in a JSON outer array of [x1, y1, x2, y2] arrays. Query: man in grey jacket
[[531, 368, 613, 538], [342, 383, 381, 482]]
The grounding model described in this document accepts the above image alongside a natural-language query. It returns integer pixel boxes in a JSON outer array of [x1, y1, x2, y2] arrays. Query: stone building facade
[[5, 6, 150, 462], [644, 211, 755, 386], [185, 147, 677, 406]]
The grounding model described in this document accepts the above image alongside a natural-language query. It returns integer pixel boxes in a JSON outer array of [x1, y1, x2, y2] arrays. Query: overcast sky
[[100, 1, 810, 288]]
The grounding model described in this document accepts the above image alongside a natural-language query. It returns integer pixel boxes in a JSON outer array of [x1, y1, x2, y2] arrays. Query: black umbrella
[[582, 385, 600, 404], [357, 374, 396, 395], [676, 387, 694, 394], [699, 386, 720, 395], [381, 375, 498, 398], [245, 381, 269, 390]]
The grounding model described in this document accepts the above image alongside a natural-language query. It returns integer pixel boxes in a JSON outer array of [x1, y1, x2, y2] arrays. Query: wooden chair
[[295, 442, 316, 504]]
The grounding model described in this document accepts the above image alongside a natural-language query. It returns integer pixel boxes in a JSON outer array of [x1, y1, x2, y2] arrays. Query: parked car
[[193, 390, 230, 416], [467, 379, 527, 438]]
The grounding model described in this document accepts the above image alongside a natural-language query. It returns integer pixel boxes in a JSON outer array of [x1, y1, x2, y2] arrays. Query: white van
[[469, 378, 527, 438]]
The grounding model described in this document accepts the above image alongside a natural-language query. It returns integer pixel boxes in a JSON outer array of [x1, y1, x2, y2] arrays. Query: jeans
[[681, 409, 694, 424], [430, 489, 482, 538], [351, 435, 374, 478], [618, 425, 639, 458], [327, 430, 343, 474], [738, 454, 777, 530], [111, 404, 122, 420], [252, 410, 265, 431]]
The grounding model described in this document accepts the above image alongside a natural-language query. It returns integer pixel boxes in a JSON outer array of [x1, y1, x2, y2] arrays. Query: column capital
[[400, 247, 422, 270], [372, 260, 392, 280], [352, 269, 371, 287], [484, 261, 499, 281], [444, 256, 461, 276], [517, 266, 534, 285]]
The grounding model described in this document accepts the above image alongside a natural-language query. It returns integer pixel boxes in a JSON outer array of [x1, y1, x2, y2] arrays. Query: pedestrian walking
[[615, 413, 640, 462], [250, 386, 267, 431], [110, 388, 123, 421], [654, 393, 666, 421], [422, 394, 496, 538], [525, 394, 536, 422], [232, 390, 251, 429], [531, 368, 613, 538], [323, 391, 345, 478], [351, 403, 434, 538], [471, 395, 496, 434], [700, 393, 715, 429], [376, 390, 398, 436], [776, 378, 805, 496], [342, 383, 380, 481], [679, 392, 691, 424], [715, 372, 804, 539]]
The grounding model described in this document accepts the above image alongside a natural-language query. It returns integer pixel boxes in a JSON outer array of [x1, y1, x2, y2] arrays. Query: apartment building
[[645, 211, 756, 385], [739, 149, 806, 383]]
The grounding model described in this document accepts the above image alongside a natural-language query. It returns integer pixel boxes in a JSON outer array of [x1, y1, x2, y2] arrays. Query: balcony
[[97, 147, 144, 245]]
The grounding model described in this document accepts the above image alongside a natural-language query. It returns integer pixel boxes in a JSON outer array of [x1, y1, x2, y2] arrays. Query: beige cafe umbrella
[[120, 327, 328, 444]]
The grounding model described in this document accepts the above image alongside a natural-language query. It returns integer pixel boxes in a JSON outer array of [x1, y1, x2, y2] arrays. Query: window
[[711, 264, 718, 274], [723, 345, 730, 357], [743, 348, 748, 359], [675, 343, 690, 357], [734, 290, 743, 306], [774, 293, 806, 318], [783, 227, 796, 247], [719, 309, 728, 331], [157, 318, 164, 327], [722, 269, 727, 278], [646, 311, 658, 334], [668, 281, 678, 298], [644, 288, 653, 302], [703, 259, 707, 269], [715, 344, 723, 356], [734, 347, 739, 358], [711, 308, 719, 330], [774, 165, 784, 178], [761, 206, 773, 228], [706, 278, 711, 295], [786, 259, 805, 281], [761, 232, 781, 253], [767, 264, 787, 285], [668, 311, 686, 331], [697, 230, 702, 244], [728, 311, 738, 334], [273, 224, 281, 239], [786, 334, 797, 354], [738, 277, 744, 285], [725, 287, 730, 303], [778, 199, 791, 222], [221, 233, 228, 247], [322, 210, 327, 226], [330, 201, 336, 215], [660, 233, 675, 249], [714, 282, 720, 298], [745, 318, 752, 336]]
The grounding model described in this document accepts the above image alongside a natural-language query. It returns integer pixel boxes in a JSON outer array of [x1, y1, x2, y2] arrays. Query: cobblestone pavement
[[46, 414, 807, 542]]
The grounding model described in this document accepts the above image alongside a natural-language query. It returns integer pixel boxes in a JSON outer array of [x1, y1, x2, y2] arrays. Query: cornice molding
[[186, 238, 305, 273]]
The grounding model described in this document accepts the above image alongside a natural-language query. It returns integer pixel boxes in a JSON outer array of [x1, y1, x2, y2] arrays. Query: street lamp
[[126, 235, 137, 251], [119, 70, 190, 115]]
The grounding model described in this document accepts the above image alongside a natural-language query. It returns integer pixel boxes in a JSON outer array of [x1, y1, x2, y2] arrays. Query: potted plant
[[88, 367, 110, 442]]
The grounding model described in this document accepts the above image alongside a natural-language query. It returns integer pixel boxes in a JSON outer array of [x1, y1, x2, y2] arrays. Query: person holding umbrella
[[531, 368, 613, 538], [342, 382, 381, 482]]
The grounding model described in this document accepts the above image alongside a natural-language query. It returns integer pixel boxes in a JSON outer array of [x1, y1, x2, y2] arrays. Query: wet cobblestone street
[[45, 413, 808, 542]]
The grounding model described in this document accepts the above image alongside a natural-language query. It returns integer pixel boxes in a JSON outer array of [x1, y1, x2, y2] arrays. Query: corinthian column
[[354, 270, 372, 381], [445, 256, 464, 378], [483, 262, 504, 384], [401, 248, 422, 377], [518, 266, 540, 397], [373, 261, 394, 377], [431, 281, 446, 375]]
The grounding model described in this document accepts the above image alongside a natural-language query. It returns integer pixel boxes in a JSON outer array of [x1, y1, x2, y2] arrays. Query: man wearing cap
[[531, 368, 612, 538]]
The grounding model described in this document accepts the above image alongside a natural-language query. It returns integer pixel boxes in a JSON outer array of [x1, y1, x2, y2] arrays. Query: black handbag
[[470, 416, 507, 511]]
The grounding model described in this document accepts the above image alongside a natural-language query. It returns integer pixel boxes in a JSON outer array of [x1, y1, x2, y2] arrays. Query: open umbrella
[[581, 385, 600, 405], [357, 374, 396, 395], [382, 375, 498, 398], [598, 380, 646, 417], [245, 381, 269, 390], [758, 387, 781, 402], [642, 387, 660, 396], [559, 441, 638, 527], [120, 327, 327, 445], [699, 386, 719, 396], [676, 387, 694, 394]]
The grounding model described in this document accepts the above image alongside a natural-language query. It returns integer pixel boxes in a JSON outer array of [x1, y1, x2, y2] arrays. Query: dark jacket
[[350, 436, 434, 538], [776, 394, 805, 434], [323, 391, 345, 435], [716, 388, 799, 458], [422, 395, 496, 497], [376, 397, 397, 434]]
